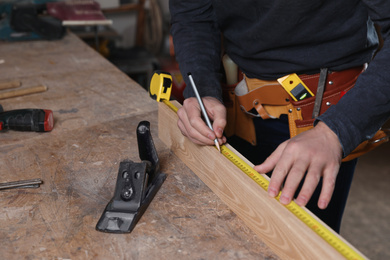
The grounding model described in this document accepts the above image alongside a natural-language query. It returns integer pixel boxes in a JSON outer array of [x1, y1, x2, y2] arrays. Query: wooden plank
[[158, 101, 365, 260]]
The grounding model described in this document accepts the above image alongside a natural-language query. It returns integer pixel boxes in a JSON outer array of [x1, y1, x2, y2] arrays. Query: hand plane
[[96, 121, 166, 233]]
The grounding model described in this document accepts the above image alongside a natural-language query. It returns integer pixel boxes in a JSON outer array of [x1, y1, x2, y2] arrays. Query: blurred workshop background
[[71, 0, 185, 103]]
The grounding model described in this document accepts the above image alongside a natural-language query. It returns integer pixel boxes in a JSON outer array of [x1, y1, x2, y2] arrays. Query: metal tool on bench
[[0, 178, 43, 190], [96, 121, 166, 233]]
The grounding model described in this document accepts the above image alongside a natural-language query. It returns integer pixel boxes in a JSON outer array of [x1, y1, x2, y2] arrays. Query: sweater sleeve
[[169, 0, 223, 101], [317, 0, 390, 156]]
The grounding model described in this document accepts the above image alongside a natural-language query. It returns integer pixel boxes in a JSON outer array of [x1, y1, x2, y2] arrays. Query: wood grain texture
[[0, 33, 280, 259], [0, 80, 21, 90], [0, 85, 47, 100], [158, 101, 364, 260]]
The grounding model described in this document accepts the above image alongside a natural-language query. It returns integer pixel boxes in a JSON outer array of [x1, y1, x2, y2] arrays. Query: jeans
[[227, 115, 357, 233]]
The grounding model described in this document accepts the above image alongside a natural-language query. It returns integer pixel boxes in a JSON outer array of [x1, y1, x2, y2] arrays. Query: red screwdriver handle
[[0, 109, 54, 132]]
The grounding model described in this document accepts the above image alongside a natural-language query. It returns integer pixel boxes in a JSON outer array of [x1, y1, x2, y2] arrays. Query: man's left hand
[[254, 121, 343, 209]]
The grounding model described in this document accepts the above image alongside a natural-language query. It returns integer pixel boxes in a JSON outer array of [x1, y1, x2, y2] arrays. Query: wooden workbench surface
[[0, 33, 278, 259]]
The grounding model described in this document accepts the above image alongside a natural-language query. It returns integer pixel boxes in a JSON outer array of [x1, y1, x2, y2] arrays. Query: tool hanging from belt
[[223, 65, 389, 161], [312, 68, 328, 119]]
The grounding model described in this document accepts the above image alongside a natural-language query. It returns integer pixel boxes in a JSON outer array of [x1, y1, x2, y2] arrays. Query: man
[[169, 0, 390, 232]]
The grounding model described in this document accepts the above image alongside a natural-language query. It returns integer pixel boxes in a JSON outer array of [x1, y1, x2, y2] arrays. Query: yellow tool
[[149, 71, 178, 112], [277, 73, 314, 101], [150, 71, 173, 102], [150, 71, 365, 260]]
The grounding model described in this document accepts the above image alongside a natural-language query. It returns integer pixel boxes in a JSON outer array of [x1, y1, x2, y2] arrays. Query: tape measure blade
[[163, 99, 178, 113], [220, 143, 366, 260], [223, 144, 255, 168], [221, 144, 270, 189], [225, 143, 270, 184]]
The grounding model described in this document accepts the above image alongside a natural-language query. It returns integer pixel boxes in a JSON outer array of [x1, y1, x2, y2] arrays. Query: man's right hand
[[177, 97, 227, 146]]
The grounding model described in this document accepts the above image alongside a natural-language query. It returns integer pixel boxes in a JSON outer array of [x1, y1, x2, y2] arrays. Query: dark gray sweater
[[170, 0, 390, 156]]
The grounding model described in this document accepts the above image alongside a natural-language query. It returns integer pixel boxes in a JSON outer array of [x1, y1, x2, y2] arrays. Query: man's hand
[[177, 97, 227, 146], [254, 122, 343, 209]]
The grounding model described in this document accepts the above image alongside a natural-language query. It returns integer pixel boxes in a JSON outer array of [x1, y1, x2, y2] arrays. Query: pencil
[[187, 73, 221, 152]]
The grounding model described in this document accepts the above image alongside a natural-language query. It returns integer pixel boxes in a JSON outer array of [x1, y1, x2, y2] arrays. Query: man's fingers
[[317, 165, 339, 209], [253, 122, 342, 209], [254, 142, 288, 198], [184, 100, 217, 139], [177, 119, 209, 145], [254, 142, 286, 174], [204, 97, 227, 139], [177, 107, 215, 145], [295, 165, 322, 207], [279, 161, 309, 205], [178, 97, 227, 146], [212, 119, 226, 139]]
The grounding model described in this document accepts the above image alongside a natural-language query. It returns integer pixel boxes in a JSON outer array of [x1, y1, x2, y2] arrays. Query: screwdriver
[[0, 178, 43, 190], [0, 105, 54, 132], [187, 73, 221, 152]]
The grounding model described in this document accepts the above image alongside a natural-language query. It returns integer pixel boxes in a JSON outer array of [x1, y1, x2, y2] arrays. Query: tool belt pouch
[[222, 78, 291, 146], [225, 66, 389, 161], [290, 68, 389, 161], [222, 82, 257, 145]]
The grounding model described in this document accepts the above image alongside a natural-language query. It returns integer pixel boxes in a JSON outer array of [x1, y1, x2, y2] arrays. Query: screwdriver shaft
[[0, 178, 43, 190]]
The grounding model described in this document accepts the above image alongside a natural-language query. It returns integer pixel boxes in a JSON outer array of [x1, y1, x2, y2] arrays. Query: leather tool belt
[[222, 66, 389, 161]]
